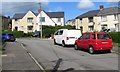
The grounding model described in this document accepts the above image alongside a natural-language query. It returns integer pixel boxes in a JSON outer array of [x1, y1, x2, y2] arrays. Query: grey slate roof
[[98, 7, 120, 16], [12, 11, 64, 19], [76, 10, 100, 19], [76, 7, 120, 19], [12, 13, 26, 19], [46, 12, 64, 18]]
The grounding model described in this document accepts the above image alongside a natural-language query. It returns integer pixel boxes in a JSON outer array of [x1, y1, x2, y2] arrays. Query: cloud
[[1, 1, 49, 16], [77, 0, 95, 10], [107, 0, 120, 7], [48, 7, 63, 12]]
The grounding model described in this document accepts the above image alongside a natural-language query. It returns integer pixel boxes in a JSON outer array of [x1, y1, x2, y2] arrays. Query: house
[[12, 10, 64, 33], [1, 16, 11, 30], [36, 10, 64, 31], [12, 11, 37, 33], [76, 5, 120, 33], [66, 19, 75, 26]]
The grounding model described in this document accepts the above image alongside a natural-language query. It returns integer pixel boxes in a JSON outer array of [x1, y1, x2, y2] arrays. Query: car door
[[77, 34, 85, 48], [84, 33, 90, 49]]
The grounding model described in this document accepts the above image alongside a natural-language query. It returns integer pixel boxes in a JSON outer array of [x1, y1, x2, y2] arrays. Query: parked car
[[2, 33, 16, 42], [54, 29, 82, 47], [75, 32, 113, 54], [32, 31, 40, 37]]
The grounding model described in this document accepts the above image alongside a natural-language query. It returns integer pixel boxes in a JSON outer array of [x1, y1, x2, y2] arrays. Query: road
[[17, 38, 118, 71]]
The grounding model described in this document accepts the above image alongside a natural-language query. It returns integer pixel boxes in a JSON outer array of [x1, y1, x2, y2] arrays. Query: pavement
[[2, 41, 40, 71]]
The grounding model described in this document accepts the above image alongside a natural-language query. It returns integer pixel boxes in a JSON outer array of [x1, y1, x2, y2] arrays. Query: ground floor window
[[101, 24, 107, 31], [115, 23, 119, 31], [27, 26, 33, 30], [88, 26, 94, 31], [15, 26, 18, 31]]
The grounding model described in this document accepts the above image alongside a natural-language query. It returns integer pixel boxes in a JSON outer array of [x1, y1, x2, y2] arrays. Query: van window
[[97, 34, 111, 39], [85, 34, 90, 39], [59, 30, 63, 35], [55, 31, 58, 35]]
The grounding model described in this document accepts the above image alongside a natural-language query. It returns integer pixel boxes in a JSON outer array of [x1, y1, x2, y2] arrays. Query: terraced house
[[12, 10, 64, 33], [76, 6, 120, 33]]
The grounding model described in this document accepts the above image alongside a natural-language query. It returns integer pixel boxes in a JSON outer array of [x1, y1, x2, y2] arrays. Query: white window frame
[[101, 16, 107, 22]]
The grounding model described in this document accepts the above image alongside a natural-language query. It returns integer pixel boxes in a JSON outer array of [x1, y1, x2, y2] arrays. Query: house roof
[[12, 13, 26, 19], [12, 11, 64, 19], [98, 7, 120, 16], [76, 7, 120, 19], [46, 12, 64, 18], [76, 10, 100, 19]]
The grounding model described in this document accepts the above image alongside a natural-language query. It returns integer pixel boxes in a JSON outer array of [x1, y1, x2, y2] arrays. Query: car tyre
[[89, 46, 95, 54], [74, 44, 79, 50], [54, 39, 57, 45], [62, 41, 66, 47]]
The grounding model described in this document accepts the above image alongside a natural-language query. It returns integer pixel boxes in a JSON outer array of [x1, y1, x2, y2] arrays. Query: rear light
[[66, 37, 69, 40]]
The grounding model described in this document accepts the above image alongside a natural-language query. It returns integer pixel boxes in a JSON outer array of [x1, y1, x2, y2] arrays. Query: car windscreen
[[97, 34, 111, 39]]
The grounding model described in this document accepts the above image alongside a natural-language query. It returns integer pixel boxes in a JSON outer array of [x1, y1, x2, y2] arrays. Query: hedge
[[109, 32, 120, 43], [2, 30, 24, 38]]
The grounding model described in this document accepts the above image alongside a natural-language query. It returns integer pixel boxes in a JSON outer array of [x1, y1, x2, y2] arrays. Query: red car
[[74, 32, 113, 54]]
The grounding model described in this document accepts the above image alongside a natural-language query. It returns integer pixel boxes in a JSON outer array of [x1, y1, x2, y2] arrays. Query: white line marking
[[20, 43, 46, 72]]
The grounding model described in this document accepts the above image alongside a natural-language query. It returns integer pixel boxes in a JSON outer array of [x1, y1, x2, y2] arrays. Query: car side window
[[59, 30, 63, 35], [79, 35, 85, 40], [92, 34, 96, 39], [85, 34, 90, 39]]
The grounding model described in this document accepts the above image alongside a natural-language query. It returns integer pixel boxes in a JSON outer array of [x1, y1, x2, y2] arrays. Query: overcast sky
[[1, 0, 120, 22]]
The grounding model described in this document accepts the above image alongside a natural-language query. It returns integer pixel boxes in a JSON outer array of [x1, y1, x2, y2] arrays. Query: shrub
[[109, 32, 120, 43]]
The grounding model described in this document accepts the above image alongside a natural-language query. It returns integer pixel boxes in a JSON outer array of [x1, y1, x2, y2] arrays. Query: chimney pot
[[100, 5, 104, 10]]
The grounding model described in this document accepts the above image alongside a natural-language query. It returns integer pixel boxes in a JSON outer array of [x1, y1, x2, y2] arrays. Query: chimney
[[100, 5, 104, 10], [38, 10, 42, 13]]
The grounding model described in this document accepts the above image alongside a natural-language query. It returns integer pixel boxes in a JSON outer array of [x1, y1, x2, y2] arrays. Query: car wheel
[[74, 44, 79, 50], [62, 41, 65, 47], [89, 46, 95, 54], [54, 39, 57, 45]]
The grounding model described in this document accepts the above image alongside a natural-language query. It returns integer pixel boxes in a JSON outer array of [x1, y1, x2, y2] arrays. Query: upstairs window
[[39, 17, 45, 22], [27, 18, 33, 22], [101, 16, 107, 22], [80, 18, 82, 23], [88, 17, 93, 22], [88, 26, 94, 31]]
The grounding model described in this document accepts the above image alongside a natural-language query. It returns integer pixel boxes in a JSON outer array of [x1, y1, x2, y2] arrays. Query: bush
[[3, 30, 24, 38], [109, 32, 120, 43]]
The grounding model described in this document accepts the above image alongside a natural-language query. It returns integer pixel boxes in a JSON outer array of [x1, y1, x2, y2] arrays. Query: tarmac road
[[17, 38, 118, 71]]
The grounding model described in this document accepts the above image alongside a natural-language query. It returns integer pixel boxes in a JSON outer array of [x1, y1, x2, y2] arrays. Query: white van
[[54, 29, 82, 47]]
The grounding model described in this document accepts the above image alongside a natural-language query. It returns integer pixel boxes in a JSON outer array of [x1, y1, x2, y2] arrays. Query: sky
[[0, 0, 120, 22]]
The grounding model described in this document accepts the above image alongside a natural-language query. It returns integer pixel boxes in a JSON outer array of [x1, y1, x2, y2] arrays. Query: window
[[39, 17, 45, 22], [80, 18, 82, 23], [92, 34, 96, 39], [27, 18, 33, 22], [85, 34, 90, 39], [88, 26, 94, 31], [15, 19, 18, 21], [58, 18, 61, 22], [101, 16, 107, 22], [88, 17, 93, 22], [59, 30, 63, 35], [55, 31, 59, 35], [27, 26, 33, 30], [114, 14, 118, 20], [97, 34, 111, 39], [101, 25, 107, 31], [15, 27, 18, 31]]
